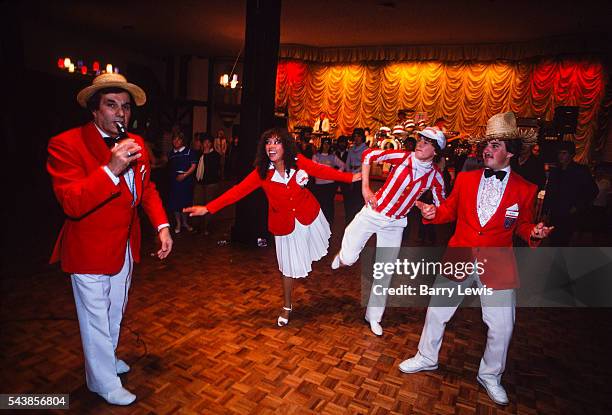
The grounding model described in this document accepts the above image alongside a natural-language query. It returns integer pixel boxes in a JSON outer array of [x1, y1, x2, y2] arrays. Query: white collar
[[94, 123, 111, 138], [411, 152, 433, 170], [491, 165, 512, 174], [173, 146, 186, 153], [271, 167, 295, 184]]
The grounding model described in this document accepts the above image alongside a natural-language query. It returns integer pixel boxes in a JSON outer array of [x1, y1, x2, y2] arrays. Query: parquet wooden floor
[[1, 203, 611, 414]]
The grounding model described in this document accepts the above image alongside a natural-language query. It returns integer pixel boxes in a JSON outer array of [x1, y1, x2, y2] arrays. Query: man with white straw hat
[[400, 112, 553, 406], [47, 73, 173, 405]]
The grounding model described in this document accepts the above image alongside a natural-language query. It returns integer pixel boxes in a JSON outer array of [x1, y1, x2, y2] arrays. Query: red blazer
[[207, 154, 353, 235], [425, 169, 538, 289], [47, 122, 168, 274]]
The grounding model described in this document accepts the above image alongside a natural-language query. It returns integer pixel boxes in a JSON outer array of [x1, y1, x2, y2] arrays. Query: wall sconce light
[[219, 49, 242, 89]]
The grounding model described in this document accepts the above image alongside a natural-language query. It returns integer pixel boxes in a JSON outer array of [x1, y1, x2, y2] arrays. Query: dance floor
[[2, 201, 611, 414]]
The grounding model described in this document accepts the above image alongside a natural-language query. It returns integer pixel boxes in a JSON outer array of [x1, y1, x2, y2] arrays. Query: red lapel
[[81, 122, 143, 204], [482, 170, 518, 230], [81, 122, 112, 166], [268, 167, 294, 187]]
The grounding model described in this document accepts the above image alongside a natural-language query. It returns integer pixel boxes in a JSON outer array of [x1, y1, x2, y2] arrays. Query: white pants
[[71, 244, 133, 393], [338, 206, 407, 323], [416, 273, 516, 385]]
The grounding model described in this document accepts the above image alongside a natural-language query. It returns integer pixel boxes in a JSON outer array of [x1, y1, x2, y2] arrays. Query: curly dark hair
[[254, 128, 299, 179]]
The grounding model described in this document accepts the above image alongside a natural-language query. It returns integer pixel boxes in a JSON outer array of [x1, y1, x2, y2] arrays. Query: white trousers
[[71, 244, 133, 393], [416, 273, 516, 385], [338, 206, 407, 323]]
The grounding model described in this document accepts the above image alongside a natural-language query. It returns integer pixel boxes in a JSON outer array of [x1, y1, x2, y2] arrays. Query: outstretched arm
[[185, 169, 262, 216], [362, 148, 407, 166], [297, 154, 354, 183]]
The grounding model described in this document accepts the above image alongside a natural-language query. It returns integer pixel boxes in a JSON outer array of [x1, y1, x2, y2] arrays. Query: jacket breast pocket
[[504, 204, 519, 229]]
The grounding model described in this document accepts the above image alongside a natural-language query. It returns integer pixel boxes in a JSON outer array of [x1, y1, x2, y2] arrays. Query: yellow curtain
[[276, 59, 607, 163]]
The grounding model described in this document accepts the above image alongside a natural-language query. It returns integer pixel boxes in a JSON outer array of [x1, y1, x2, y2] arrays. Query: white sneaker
[[331, 254, 341, 270], [477, 376, 509, 405], [364, 315, 383, 336], [98, 387, 136, 405], [398, 354, 438, 374], [116, 359, 130, 374]]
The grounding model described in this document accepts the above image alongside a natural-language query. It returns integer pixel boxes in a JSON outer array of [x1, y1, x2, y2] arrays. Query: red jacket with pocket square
[[424, 168, 539, 289], [47, 122, 168, 274]]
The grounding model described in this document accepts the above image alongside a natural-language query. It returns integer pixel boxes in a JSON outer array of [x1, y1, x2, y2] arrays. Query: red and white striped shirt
[[362, 149, 445, 219]]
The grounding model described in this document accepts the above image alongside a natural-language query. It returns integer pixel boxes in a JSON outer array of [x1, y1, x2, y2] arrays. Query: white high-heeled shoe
[[277, 306, 292, 327]]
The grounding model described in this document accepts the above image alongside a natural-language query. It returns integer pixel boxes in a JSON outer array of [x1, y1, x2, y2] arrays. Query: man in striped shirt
[[332, 127, 446, 336]]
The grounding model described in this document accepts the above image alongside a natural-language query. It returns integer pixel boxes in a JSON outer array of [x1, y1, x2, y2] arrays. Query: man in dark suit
[[543, 141, 598, 245]]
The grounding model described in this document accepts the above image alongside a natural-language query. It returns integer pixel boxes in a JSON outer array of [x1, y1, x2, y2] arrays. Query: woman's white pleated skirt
[[274, 210, 331, 278]]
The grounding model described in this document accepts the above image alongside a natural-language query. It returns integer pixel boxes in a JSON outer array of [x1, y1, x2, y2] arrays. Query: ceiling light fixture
[[56, 56, 118, 76]]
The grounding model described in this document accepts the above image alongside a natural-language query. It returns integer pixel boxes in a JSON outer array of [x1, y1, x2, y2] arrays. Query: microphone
[[115, 121, 128, 139], [115, 121, 139, 165]]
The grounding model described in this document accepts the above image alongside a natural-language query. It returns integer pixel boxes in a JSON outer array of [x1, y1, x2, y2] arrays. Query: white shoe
[[364, 315, 383, 336], [116, 359, 130, 374], [398, 354, 438, 374], [174, 227, 181, 234], [331, 254, 341, 270], [277, 306, 292, 327], [477, 376, 509, 405], [331, 253, 349, 270], [98, 387, 136, 406]]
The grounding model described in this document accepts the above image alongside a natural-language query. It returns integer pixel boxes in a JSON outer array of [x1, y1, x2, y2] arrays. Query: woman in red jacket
[[185, 128, 360, 326]]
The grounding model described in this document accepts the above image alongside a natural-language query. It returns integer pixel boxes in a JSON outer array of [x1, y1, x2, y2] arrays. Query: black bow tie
[[484, 168, 507, 181]]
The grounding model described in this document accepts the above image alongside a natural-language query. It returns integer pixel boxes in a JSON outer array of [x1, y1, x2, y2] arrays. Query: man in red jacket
[[399, 112, 552, 406], [47, 73, 173, 405]]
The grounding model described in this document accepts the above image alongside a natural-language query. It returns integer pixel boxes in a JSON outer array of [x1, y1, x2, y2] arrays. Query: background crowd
[[143, 122, 611, 248]]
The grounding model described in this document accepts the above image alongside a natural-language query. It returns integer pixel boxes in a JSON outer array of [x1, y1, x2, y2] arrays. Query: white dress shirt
[[95, 124, 169, 232], [477, 165, 511, 227]]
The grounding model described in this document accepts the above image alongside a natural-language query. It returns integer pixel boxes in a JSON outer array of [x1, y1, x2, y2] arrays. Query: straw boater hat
[[483, 112, 538, 145], [77, 73, 146, 108], [485, 112, 520, 139]]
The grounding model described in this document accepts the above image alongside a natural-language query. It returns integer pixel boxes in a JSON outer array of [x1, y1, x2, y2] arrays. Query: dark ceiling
[[21, 0, 611, 58]]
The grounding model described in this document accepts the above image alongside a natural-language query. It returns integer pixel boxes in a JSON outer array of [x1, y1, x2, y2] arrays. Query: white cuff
[[103, 166, 120, 185], [157, 223, 170, 232]]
